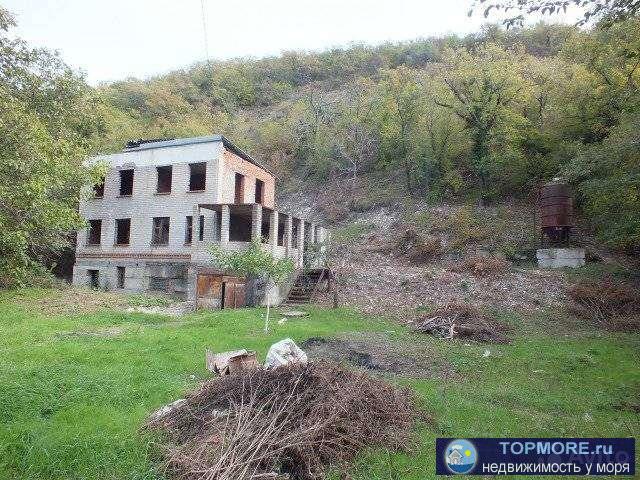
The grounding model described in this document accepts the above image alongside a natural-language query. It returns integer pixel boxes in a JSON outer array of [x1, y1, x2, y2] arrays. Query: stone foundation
[[536, 248, 586, 269]]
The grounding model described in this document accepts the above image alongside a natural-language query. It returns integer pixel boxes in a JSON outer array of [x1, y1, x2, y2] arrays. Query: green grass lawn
[[0, 288, 638, 479]]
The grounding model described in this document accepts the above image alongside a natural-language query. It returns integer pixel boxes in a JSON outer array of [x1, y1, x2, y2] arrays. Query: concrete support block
[[309, 222, 316, 244], [269, 210, 278, 254], [284, 215, 293, 258], [203, 212, 216, 242], [220, 204, 230, 246], [251, 204, 263, 242], [537, 248, 586, 268], [192, 205, 202, 245]]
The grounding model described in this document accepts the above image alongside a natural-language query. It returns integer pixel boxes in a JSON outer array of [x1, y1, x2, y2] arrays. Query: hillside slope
[[94, 19, 640, 254]]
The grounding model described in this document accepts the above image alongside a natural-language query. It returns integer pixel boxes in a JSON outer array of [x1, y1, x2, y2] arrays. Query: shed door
[[196, 274, 222, 309], [223, 279, 246, 309]]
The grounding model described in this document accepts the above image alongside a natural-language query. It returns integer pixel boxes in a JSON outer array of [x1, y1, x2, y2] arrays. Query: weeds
[[332, 222, 375, 245], [452, 255, 511, 277]]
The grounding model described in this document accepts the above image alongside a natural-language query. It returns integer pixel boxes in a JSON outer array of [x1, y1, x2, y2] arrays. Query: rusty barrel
[[538, 182, 573, 228]]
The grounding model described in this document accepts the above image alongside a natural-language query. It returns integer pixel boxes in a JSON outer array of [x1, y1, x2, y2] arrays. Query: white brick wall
[[72, 137, 326, 298], [77, 142, 224, 257]]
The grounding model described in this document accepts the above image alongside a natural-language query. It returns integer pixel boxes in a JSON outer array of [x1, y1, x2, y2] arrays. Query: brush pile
[[146, 362, 418, 480], [568, 278, 640, 332], [412, 302, 511, 343]]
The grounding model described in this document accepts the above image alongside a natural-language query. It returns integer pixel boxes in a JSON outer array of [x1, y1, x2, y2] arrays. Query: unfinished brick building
[[72, 135, 328, 307]]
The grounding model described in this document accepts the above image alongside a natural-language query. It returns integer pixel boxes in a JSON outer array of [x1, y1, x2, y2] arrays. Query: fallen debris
[[451, 255, 511, 277], [146, 362, 418, 480], [374, 227, 442, 265], [206, 349, 259, 375], [149, 399, 187, 422], [264, 338, 307, 369], [412, 302, 511, 343]]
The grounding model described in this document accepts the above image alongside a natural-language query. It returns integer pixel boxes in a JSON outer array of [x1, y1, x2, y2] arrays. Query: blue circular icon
[[444, 439, 478, 474]]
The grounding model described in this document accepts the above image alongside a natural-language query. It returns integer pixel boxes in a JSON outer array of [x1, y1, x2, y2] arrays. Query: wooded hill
[[1, 5, 638, 286], [95, 20, 640, 253]]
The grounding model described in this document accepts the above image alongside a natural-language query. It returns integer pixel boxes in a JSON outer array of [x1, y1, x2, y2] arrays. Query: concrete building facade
[[72, 135, 327, 303]]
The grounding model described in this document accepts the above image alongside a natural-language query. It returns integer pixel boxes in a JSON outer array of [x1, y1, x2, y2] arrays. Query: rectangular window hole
[[119, 169, 134, 196], [115, 218, 131, 245], [87, 219, 102, 245], [156, 165, 172, 193], [189, 163, 206, 191]]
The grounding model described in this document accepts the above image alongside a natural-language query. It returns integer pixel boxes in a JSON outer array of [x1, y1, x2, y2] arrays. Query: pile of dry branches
[[568, 278, 640, 331], [412, 302, 511, 343], [146, 362, 418, 480]]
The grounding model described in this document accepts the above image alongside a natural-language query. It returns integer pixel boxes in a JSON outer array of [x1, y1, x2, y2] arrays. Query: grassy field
[[0, 288, 638, 479]]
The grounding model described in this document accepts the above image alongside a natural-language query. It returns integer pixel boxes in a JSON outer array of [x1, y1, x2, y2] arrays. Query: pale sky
[[4, 1, 576, 85]]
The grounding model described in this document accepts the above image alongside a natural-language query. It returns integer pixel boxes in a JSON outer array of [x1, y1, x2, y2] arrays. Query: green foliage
[[565, 114, 640, 252], [208, 241, 294, 284], [440, 207, 493, 250], [0, 16, 104, 287], [473, 0, 640, 28], [332, 222, 375, 245]]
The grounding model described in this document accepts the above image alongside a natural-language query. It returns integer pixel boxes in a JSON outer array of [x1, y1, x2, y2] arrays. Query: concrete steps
[[281, 268, 329, 307]]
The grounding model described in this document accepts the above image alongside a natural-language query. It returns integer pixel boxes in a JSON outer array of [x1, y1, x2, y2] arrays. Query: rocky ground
[[327, 240, 568, 318], [316, 201, 574, 319]]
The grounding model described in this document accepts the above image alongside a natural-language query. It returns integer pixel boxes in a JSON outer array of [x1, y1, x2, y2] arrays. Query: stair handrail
[[308, 268, 329, 303], [284, 268, 304, 302]]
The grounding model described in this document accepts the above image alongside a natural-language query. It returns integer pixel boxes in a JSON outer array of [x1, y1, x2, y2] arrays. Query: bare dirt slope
[[322, 203, 569, 319]]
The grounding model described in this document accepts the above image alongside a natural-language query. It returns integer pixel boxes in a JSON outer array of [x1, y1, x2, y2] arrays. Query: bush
[[406, 235, 443, 264], [431, 206, 492, 250], [332, 222, 375, 245]]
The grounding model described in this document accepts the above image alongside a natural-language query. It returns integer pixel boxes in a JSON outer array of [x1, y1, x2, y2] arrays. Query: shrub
[[406, 236, 443, 264], [332, 222, 375, 245]]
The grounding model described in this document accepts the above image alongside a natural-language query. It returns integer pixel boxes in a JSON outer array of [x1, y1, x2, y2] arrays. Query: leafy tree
[[0, 7, 105, 287], [565, 114, 640, 252], [377, 67, 425, 194], [436, 45, 529, 202], [419, 81, 470, 196], [332, 80, 379, 187], [472, 0, 640, 28], [209, 241, 294, 333]]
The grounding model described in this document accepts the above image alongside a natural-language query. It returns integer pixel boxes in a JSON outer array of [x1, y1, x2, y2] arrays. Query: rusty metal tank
[[538, 181, 574, 227], [538, 180, 574, 244]]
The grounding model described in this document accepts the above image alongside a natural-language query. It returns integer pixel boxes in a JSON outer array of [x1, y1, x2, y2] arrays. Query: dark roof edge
[[219, 135, 275, 177]]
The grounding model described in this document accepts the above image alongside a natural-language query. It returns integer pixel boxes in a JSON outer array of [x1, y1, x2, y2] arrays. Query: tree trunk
[[264, 278, 272, 333]]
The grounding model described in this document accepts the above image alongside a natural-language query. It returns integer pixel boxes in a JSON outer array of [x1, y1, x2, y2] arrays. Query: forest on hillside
[[98, 20, 639, 252], [0, 2, 639, 286]]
